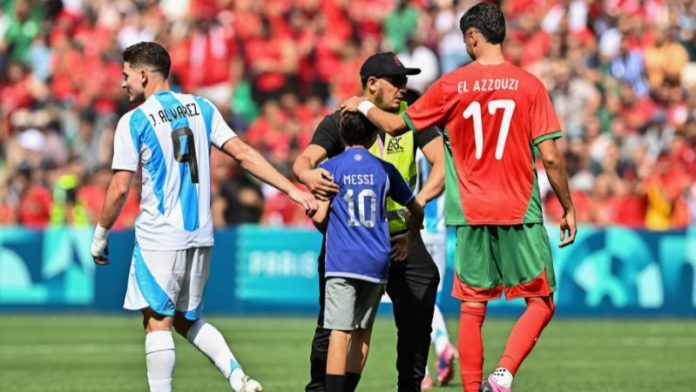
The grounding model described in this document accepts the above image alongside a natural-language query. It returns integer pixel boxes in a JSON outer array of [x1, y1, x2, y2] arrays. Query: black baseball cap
[[360, 52, 421, 82]]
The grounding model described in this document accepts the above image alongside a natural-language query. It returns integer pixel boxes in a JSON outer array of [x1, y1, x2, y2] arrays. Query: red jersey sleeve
[[402, 78, 446, 132], [529, 79, 562, 144]]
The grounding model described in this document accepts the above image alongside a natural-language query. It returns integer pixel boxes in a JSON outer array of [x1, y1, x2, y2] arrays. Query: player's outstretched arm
[[341, 96, 409, 136], [222, 137, 318, 214], [416, 135, 445, 206], [293, 144, 339, 200], [537, 138, 577, 247], [91, 170, 134, 265]]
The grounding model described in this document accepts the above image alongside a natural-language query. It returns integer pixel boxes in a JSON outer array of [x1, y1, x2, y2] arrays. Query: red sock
[[498, 297, 555, 375], [458, 303, 487, 392]]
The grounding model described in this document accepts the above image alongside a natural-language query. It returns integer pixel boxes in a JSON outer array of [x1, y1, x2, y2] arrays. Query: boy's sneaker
[[239, 376, 263, 392], [421, 373, 434, 390], [479, 374, 511, 392], [436, 343, 457, 386]]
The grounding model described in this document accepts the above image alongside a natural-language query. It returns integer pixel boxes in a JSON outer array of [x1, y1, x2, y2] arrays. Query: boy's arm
[[311, 199, 331, 234], [384, 162, 421, 261], [404, 198, 424, 244]]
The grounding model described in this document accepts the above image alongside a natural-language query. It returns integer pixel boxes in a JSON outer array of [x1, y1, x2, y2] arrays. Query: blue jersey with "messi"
[[320, 147, 415, 283]]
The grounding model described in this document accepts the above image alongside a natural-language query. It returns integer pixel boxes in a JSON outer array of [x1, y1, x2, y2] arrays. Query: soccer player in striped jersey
[[90, 42, 316, 392], [416, 149, 458, 390], [341, 3, 576, 391]]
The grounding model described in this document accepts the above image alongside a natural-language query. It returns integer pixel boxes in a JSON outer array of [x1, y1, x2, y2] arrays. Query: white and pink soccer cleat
[[436, 343, 458, 386], [479, 374, 511, 392], [421, 373, 434, 390]]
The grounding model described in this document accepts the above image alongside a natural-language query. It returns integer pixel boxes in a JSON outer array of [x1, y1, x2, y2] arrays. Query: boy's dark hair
[[123, 42, 171, 79], [459, 2, 506, 44], [339, 111, 378, 147]]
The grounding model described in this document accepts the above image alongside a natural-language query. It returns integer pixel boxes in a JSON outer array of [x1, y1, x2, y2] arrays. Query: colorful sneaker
[[239, 375, 263, 392], [436, 343, 458, 386], [421, 373, 434, 390], [479, 374, 511, 392]]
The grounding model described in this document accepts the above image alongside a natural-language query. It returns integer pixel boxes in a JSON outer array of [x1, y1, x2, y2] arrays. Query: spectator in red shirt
[[245, 100, 292, 162], [508, 10, 551, 67], [14, 166, 52, 229], [245, 19, 299, 104], [611, 179, 647, 228], [178, 17, 241, 107], [1, 63, 38, 120]]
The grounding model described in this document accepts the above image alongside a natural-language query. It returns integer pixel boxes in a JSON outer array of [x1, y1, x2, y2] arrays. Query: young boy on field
[[312, 112, 424, 392]]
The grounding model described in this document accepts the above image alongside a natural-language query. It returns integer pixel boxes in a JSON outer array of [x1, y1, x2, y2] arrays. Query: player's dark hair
[[339, 112, 378, 147], [123, 42, 171, 79], [459, 2, 506, 44]]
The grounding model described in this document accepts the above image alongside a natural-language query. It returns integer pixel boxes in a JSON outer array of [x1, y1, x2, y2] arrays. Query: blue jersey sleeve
[[385, 162, 415, 206], [318, 160, 335, 178]]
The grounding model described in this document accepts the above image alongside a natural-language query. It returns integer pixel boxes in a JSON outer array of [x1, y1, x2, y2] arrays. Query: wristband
[[357, 100, 376, 116], [94, 224, 108, 241]]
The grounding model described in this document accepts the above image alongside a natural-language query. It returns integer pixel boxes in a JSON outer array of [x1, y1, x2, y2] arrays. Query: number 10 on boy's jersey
[[343, 189, 377, 228]]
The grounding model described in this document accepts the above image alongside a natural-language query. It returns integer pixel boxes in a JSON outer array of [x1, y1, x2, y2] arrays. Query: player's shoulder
[[116, 107, 143, 130], [187, 92, 210, 105], [440, 61, 484, 80], [166, 91, 202, 107], [189, 94, 217, 114], [503, 63, 545, 90]]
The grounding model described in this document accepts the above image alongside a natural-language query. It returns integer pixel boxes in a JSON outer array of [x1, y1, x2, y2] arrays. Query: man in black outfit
[[293, 52, 445, 392]]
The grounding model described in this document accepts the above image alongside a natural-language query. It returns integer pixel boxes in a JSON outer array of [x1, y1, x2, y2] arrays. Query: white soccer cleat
[[239, 375, 263, 392]]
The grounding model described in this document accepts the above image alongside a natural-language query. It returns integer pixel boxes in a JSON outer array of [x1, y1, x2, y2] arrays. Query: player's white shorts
[[421, 229, 446, 295], [123, 243, 212, 320]]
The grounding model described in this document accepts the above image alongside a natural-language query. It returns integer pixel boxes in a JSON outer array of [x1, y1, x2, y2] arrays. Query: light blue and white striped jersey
[[416, 150, 445, 233], [112, 91, 236, 250]]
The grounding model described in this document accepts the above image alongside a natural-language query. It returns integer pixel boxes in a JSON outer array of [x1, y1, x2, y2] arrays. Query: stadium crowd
[[1, 0, 695, 230]]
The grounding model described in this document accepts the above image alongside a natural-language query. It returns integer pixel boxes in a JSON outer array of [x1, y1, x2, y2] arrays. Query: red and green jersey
[[402, 61, 562, 226]]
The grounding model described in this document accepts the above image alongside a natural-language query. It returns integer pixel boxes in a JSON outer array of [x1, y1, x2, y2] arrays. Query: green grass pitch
[[1, 315, 694, 391]]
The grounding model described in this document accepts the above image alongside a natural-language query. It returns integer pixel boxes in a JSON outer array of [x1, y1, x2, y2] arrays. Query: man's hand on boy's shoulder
[[298, 168, 339, 201]]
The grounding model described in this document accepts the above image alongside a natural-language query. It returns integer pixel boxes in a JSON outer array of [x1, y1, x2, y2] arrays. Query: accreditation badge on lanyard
[[374, 100, 410, 158]]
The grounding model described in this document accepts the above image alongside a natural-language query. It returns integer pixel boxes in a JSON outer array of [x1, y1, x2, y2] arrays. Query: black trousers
[[306, 233, 440, 391]]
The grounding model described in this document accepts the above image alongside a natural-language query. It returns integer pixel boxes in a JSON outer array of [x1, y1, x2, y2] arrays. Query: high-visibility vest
[[368, 130, 417, 234]]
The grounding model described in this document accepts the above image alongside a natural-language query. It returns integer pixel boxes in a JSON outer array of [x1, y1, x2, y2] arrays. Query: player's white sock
[[431, 305, 450, 354], [145, 331, 175, 392], [492, 367, 513, 388], [186, 320, 246, 391]]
